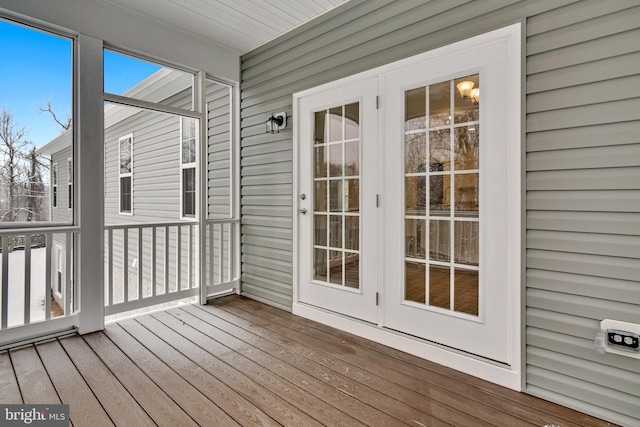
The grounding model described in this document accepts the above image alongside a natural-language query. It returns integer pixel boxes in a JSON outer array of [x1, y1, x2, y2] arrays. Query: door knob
[[299, 194, 306, 200], [298, 208, 308, 215]]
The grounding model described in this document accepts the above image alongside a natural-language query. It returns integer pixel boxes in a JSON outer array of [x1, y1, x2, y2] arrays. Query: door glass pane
[[429, 220, 449, 262], [405, 219, 426, 259], [314, 181, 327, 212], [315, 146, 327, 178], [328, 107, 342, 142], [403, 74, 480, 316], [454, 173, 478, 217], [329, 180, 342, 212], [429, 265, 450, 309], [345, 141, 359, 176], [329, 250, 343, 285], [345, 103, 359, 140], [405, 176, 426, 216], [314, 215, 327, 246], [345, 179, 359, 213], [405, 87, 426, 131], [454, 267, 478, 315], [405, 261, 425, 303], [313, 102, 361, 290], [405, 133, 426, 173], [329, 143, 342, 177], [454, 75, 479, 123], [345, 217, 359, 250], [429, 81, 450, 127], [314, 248, 327, 282], [429, 129, 450, 171], [454, 221, 478, 265], [454, 126, 479, 170], [344, 255, 359, 288]]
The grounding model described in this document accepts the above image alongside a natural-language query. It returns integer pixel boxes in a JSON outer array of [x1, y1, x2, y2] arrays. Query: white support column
[[76, 34, 105, 334], [197, 71, 207, 304]]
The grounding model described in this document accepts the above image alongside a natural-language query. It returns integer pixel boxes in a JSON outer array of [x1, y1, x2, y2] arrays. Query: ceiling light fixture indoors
[[456, 81, 480, 105]]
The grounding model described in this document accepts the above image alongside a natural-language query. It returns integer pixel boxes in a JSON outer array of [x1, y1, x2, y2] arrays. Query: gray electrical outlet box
[[600, 319, 640, 359]]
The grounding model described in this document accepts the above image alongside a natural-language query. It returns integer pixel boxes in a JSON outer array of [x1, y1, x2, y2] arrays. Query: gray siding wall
[[239, 0, 640, 424], [525, 2, 640, 425]]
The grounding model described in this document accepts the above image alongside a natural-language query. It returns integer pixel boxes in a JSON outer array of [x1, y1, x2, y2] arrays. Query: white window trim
[[52, 162, 58, 209], [180, 117, 198, 219], [67, 157, 73, 210], [118, 133, 133, 215]]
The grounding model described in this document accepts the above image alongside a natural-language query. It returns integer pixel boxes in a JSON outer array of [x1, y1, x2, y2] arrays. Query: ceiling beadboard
[[91, 0, 350, 53]]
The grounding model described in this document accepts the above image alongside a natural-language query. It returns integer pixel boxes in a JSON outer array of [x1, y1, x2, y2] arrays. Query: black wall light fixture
[[266, 112, 287, 133]]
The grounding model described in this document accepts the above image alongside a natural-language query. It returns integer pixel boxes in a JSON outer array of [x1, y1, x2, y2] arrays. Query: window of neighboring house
[[119, 134, 133, 214], [52, 162, 58, 209], [67, 158, 73, 210], [181, 117, 197, 218]]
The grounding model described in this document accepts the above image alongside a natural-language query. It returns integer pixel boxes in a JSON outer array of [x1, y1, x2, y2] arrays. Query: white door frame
[[293, 23, 522, 390]]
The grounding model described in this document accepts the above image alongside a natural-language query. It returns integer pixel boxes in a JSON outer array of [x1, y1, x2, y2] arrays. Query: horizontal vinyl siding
[[239, 0, 568, 311], [240, 0, 640, 424], [206, 81, 232, 219], [525, 1, 640, 425], [50, 148, 72, 224], [104, 90, 192, 225]]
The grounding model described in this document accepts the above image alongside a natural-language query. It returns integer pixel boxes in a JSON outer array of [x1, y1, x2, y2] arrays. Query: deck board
[[0, 351, 22, 404], [10, 345, 61, 405], [35, 339, 113, 426], [227, 296, 603, 427], [0, 295, 617, 426]]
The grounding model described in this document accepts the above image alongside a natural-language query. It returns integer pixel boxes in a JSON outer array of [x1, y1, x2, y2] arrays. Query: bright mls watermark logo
[[1, 405, 68, 426]]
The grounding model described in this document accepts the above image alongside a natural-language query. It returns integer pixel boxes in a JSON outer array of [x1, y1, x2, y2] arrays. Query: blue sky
[[0, 19, 160, 148]]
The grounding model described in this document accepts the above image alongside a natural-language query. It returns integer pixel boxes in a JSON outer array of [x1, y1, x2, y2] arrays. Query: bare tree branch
[[38, 101, 72, 131]]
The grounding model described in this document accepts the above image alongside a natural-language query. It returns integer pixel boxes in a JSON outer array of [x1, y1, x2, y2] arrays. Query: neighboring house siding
[[104, 89, 191, 226], [50, 146, 72, 224], [239, 0, 640, 425], [104, 88, 195, 292]]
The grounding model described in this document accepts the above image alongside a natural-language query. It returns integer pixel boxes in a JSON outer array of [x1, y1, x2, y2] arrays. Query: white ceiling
[[92, 0, 350, 54]]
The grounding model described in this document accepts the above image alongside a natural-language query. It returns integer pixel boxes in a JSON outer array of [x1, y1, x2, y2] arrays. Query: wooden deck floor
[[0, 295, 616, 426]]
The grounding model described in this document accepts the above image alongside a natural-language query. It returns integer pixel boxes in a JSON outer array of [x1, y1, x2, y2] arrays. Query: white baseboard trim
[[293, 302, 521, 391]]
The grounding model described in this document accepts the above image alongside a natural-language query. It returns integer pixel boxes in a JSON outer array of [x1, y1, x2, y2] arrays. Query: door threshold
[[293, 302, 522, 391]]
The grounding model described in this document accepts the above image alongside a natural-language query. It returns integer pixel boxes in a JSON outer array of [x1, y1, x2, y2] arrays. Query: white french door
[[295, 24, 520, 372], [296, 78, 378, 323], [381, 36, 517, 364]]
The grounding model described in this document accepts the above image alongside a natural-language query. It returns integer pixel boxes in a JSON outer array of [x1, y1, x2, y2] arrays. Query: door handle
[[298, 208, 308, 215]]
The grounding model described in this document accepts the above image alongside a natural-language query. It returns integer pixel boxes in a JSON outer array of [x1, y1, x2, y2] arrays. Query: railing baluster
[[2, 237, 9, 329], [65, 232, 72, 315], [138, 227, 143, 300], [152, 226, 157, 298], [209, 223, 214, 285], [108, 229, 113, 307], [164, 225, 169, 294], [228, 223, 235, 281], [218, 223, 223, 285], [45, 234, 52, 321], [176, 225, 182, 292], [123, 228, 129, 303], [188, 225, 193, 289], [24, 234, 32, 325]]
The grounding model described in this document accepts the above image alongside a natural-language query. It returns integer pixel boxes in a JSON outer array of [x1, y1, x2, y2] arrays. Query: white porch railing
[[104, 218, 238, 316], [0, 226, 77, 331]]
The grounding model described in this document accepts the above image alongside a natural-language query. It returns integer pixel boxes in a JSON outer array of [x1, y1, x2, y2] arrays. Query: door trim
[[293, 23, 522, 390]]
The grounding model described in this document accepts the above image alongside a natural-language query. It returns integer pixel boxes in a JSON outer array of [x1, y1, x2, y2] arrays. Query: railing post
[[45, 234, 52, 321], [2, 237, 9, 329], [24, 234, 32, 325], [138, 227, 143, 299]]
